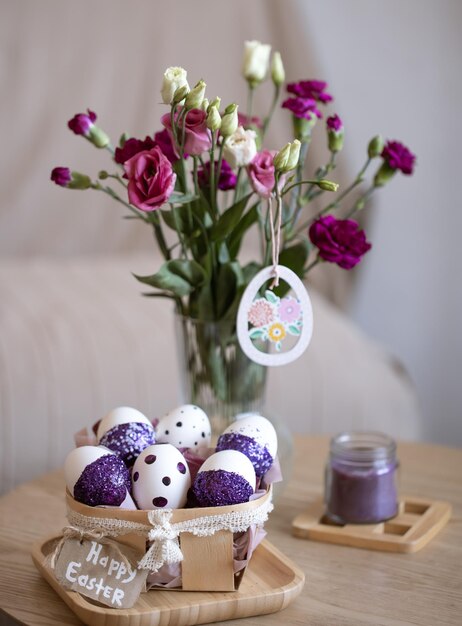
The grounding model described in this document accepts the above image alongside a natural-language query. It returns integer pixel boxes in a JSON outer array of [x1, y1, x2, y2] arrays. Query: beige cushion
[[0, 255, 421, 493]]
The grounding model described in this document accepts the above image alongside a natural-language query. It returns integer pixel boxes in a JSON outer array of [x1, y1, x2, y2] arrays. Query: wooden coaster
[[32, 535, 305, 626], [292, 496, 451, 553]]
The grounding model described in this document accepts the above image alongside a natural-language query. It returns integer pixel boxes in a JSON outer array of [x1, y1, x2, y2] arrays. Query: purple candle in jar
[[325, 432, 399, 524]]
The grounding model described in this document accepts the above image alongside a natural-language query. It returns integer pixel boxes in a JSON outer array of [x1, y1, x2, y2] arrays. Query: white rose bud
[[222, 126, 258, 169], [274, 140, 301, 172], [287, 139, 301, 171], [201, 98, 210, 112], [220, 104, 239, 138], [161, 66, 189, 105], [185, 80, 206, 110], [206, 106, 221, 132], [271, 51, 285, 87], [242, 40, 271, 86]]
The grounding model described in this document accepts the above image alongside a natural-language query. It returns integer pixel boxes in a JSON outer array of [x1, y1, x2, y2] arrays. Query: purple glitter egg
[[192, 469, 254, 507], [99, 422, 156, 467], [73, 454, 131, 507], [216, 432, 273, 477]]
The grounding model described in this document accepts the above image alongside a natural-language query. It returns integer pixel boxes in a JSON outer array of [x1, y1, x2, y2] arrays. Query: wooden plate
[[32, 536, 305, 626], [292, 496, 451, 553]]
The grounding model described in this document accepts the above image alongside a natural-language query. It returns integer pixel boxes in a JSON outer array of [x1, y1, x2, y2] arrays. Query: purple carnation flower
[[154, 128, 180, 164], [114, 136, 156, 165], [51, 167, 71, 187], [327, 114, 343, 132], [287, 80, 333, 103], [197, 159, 237, 190], [68, 109, 97, 136], [381, 140, 416, 175], [309, 215, 372, 270], [282, 97, 322, 121]]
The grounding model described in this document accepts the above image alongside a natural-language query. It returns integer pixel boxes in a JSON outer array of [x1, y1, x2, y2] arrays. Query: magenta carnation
[[197, 159, 237, 191], [51, 167, 71, 187], [309, 215, 372, 269], [123, 146, 176, 211], [381, 141, 416, 175], [68, 109, 97, 136], [287, 80, 333, 103], [154, 128, 179, 164], [237, 112, 263, 130], [282, 97, 322, 120], [326, 114, 343, 132], [161, 108, 212, 156], [114, 136, 156, 165]]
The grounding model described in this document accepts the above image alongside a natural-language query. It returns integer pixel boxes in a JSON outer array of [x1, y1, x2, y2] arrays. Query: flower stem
[[262, 85, 280, 137], [345, 185, 375, 218], [247, 86, 254, 127], [233, 167, 243, 203], [209, 132, 217, 220]]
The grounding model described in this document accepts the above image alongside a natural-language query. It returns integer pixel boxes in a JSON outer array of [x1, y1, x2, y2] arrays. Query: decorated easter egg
[[131, 443, 191, 510], [216, 414, 277, 477], [192, 449, 256, 507], [96, 406, 156, 467], [156, 404, 211, 454], [64, 446, 132, 507]]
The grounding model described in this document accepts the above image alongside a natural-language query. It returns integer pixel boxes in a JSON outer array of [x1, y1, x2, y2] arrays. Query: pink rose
[[123, 146, 176, 211], [247, 150, 276, 198], [161, 108, 212, 156]]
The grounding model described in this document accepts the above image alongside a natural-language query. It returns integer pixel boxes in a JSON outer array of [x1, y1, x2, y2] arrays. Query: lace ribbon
[[57, 495, 273, 573]]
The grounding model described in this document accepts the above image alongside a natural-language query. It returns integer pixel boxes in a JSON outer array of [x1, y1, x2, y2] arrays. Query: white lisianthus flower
[[223, 126, 258, 169], [242, 41, 271, 86], [161, 67, 189, 104]]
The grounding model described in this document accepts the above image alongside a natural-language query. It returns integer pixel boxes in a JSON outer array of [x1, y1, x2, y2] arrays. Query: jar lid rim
[[330, 431, 396, 462]]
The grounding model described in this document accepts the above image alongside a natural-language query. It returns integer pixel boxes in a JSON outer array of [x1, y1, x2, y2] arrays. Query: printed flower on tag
[[247, 290, 303, 352]]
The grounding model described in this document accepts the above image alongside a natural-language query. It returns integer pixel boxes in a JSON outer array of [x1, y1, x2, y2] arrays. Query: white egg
[[156, 404, 211, 454], [198, 449, 256, 491], [96, 406, 153, 440], [64, 445, 113, 494], [221, 414, 278, 458], [132, 443, 191, 510]]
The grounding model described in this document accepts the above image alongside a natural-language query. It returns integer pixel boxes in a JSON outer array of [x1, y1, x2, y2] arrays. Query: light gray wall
[[296, 0, 462, 444]]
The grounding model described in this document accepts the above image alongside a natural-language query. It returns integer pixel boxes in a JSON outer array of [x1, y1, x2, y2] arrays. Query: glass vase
[[174, 312, 294, 494], [174, 313, 267, 436]]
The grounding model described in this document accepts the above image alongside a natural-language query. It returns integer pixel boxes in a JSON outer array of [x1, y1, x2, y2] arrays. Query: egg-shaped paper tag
[[237, 265, 313, 367]]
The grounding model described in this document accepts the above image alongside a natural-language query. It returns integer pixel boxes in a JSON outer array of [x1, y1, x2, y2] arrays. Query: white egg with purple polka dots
[[216, 414, 278, 477], [131, 443, 191, 510], [96, 406, 156, 468], [155, 404, 211, 455]]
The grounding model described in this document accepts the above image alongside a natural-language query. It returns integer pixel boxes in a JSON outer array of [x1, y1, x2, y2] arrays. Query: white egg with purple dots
[[131, 443, 191, 509], [156, 404, 211, 454]]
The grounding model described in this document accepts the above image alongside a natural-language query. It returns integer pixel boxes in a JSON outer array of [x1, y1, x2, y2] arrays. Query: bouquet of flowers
[[51, 40, 415, 426]]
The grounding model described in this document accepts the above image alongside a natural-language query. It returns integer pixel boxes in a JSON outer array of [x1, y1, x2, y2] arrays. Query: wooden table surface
[[0, 435, 461, 626]]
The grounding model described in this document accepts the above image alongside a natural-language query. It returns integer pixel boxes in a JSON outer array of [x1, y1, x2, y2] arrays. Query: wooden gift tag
[[54, 537, 148, 608]]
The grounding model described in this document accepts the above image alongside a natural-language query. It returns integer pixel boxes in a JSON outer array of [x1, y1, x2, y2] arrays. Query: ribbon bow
[[137, 509, 183, 572]]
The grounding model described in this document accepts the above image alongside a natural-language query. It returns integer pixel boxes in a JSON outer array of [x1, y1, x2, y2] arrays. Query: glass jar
[[325, 431, 399, 524]]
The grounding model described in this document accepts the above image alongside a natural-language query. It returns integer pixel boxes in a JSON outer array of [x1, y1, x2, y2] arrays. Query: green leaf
[[218, 242, 230, 264], [243, 262, 261, 283], [215, 262, 244, 319], [133, 260, 206, 298], [209, 193, 252, 242], [288, 324, 301, 335], [265, 290, 279, 304], [228, 202, 259, 258], [273, 240, 310, 298], [161, 206, 192, 233], [249, 328, 265, 339], [169, 192, 199, 205]]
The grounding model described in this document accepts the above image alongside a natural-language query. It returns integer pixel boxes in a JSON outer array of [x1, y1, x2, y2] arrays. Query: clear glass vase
[[174, 313, 268, 436], [174, 312, 294, 494]]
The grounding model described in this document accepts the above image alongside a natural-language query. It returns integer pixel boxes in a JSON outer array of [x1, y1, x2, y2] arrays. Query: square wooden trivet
[[292, 496, 451, 553]]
